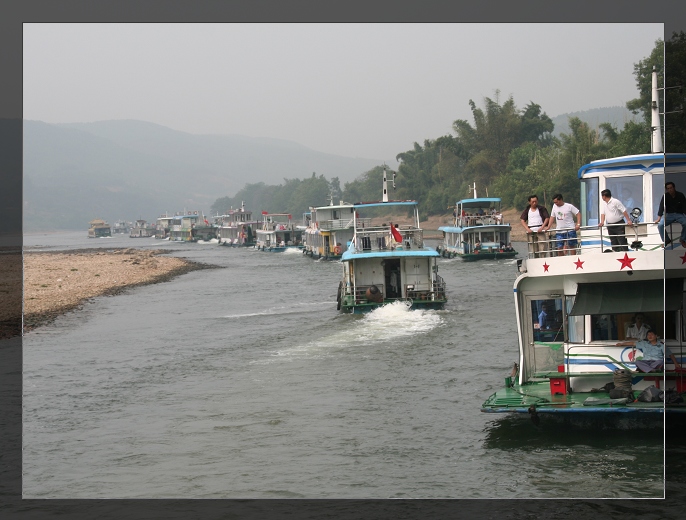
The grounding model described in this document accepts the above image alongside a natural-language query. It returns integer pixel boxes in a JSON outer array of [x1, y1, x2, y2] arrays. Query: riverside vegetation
[[212, 35, 685, 223]]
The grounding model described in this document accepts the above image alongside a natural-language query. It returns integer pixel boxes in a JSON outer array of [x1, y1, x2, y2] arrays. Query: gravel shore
[[18, 248, 219, 334]]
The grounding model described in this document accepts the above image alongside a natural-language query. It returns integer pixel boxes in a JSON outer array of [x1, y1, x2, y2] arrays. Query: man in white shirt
[[542, 194, 581, 256], [599, 189, 633, 252], [519, 194, 550, 258]]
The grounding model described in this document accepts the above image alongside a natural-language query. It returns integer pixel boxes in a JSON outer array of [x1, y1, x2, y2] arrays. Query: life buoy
[[334, 246, 342, 255]]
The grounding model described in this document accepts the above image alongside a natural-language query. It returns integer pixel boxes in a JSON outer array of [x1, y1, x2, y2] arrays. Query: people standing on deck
[[542, 194, 581, 256], [616, 329, 681, 373], [519, 194, 550, 258], [655, 181, 686, 248], [599, 189, 633, 252]]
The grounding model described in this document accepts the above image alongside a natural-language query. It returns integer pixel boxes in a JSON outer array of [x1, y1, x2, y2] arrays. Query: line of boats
[[87, 70, 685, 425]]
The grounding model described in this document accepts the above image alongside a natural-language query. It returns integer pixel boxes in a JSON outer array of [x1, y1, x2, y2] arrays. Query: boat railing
[[345, 283, 385, 302], [456, 214, 504, 227], [350, 227, 424, 252], [405, 274, 447, 300], [318, 218, 360, 230], [523, 222, 664, 259]]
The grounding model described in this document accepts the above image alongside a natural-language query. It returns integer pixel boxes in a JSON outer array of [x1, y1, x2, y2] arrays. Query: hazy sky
[[23, 23, 663, 164]]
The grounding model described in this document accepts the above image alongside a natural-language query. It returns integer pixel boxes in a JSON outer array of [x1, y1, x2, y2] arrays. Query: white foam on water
[[263, 300, 443, 362], [282, 247, 303, 255], [222, 301, 331, 319]]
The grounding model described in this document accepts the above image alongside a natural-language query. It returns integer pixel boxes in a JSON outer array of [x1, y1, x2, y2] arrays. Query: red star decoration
[[573, 257, 584, 270], [681, 253, 686, 264], [617, 253, 636, 270], [543, 262, 550, 272]]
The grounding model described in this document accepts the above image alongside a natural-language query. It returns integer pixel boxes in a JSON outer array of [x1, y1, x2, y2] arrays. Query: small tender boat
[[437, 185, 517, 260], [481, 69, 686, 423], [337, 166, 447, 313], [303, 196, 356, 260], [255, 212, 304, 252], [88, 219, 111, 238]]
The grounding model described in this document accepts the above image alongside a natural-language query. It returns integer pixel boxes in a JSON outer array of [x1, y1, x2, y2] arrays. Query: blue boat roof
[[577, 153, 686, 178], [353, 200, 417, 208], [341, 247, 438, 261], [456, 197, 501, 205]]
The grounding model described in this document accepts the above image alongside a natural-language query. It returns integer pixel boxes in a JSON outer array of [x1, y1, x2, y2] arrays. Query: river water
[[22, 232, 670, 500]]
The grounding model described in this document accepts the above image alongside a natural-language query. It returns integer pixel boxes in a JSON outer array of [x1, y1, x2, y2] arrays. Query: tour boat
[[87, 219, 111, 238], [437, 185, 517, 260], [129, 219, 156, 238], [167, 210, 216, 241], [216, 202, 258, 247], [337, 166, 447, 313], [303, 197, 356, 260], [481, 70, 686, 422], [255, 212, 304, 252], [155, 213, 174, 239]]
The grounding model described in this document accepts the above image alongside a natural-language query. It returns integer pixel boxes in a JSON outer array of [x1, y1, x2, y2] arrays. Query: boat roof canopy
[[577, 153, 686, 178], [569, 280, 682, 315], [353, 200, 417, 209], [457, 198, 501, 205]]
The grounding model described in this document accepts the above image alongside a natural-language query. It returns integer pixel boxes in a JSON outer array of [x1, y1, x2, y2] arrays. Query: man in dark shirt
[[655, 181, 686, 248]]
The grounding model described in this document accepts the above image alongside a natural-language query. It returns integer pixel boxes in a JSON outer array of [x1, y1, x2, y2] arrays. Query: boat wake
[[282, 247, 303, 255], [197, 238, 219, 244], [221, 301, 330, 319], [262, 300, 443, 361]]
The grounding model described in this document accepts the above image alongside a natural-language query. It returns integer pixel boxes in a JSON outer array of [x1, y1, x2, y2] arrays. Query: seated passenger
[[616, 329, 681, 372]]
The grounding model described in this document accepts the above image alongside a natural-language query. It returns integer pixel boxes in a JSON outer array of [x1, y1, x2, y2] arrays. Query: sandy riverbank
[[19, 248, 219, 334]]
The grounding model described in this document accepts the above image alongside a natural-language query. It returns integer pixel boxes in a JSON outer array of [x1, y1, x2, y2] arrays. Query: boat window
[[529, 297, 564, 373], [531, 298, 563, 342], [581, 177, 599, 226], [481, 232, 495, 243], [565, 297, 584, 343], [590, 311, 664, 341], [652, 173, 664, 221], [606, 175, 643, 222]]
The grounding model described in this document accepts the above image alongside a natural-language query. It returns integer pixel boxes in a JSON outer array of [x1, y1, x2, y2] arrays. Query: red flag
[[390, 223, 402, 243]]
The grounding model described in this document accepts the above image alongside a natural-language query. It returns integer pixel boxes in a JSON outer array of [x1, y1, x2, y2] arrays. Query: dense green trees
[[212, 38, 677, 218]]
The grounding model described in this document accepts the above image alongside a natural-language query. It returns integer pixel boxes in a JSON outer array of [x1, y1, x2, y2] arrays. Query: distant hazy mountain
[[550, 106, 641, 137], [23, 119, 383, 231]]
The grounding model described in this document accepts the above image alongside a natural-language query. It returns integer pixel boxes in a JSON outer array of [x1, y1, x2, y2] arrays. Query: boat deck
[[481, 381, 685, 414]]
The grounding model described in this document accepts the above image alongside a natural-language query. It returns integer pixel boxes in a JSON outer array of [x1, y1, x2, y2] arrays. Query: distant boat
[[154, 214, 174, 239], [337, 166, 447, 313], [303, 196, 356, 260], [437, 184, 517, 260], [255, 212, 304, 252], [216, 202, 258, 247], [129, 219, 156, 238], [168, 211, 216, 242], [112, 220, 130, 234], [88, 218, 111, 238]]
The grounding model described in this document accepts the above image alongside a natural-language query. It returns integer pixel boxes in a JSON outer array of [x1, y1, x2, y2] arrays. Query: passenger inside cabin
[[626, 313, 650, 340], [538, 305, 548, 330]]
